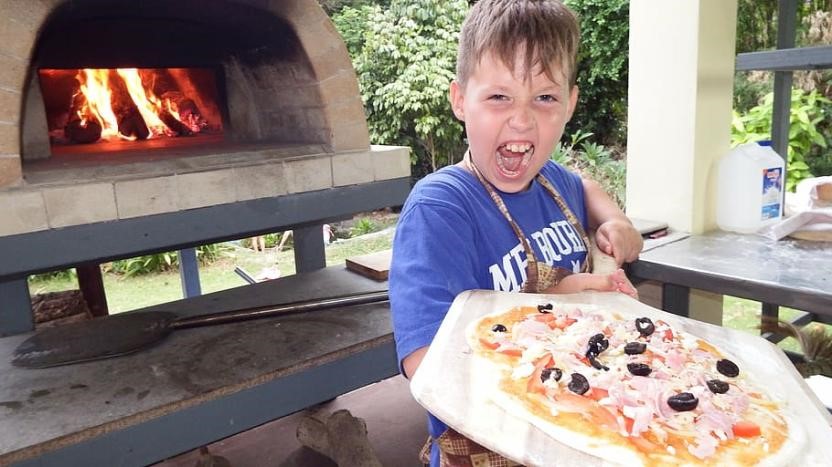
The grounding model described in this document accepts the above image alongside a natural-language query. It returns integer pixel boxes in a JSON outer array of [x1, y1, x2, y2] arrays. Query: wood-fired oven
[[0, 0, 411, 334]]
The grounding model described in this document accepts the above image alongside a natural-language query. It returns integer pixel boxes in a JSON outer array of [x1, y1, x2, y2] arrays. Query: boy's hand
[[595, 219, 642, 265]]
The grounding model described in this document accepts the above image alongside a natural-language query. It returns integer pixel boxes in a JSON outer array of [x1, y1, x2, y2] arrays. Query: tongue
[[499, 147, 524, 172]]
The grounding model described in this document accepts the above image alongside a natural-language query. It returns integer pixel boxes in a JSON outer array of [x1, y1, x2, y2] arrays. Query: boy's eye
[[488, 94, 509, 101], [537, 94, 557, 103]]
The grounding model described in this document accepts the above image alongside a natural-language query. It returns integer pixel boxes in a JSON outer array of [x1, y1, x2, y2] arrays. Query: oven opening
[[38, 67, 224, 155]]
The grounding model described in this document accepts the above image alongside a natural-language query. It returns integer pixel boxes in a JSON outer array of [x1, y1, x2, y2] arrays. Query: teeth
[[506, 143, 532, 153]]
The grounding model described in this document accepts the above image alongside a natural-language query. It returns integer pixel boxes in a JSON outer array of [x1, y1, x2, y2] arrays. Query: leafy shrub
[[350, 218, 378, 237], [334, 0, 468, 179], [552, 131, 626, 208], [109, 244, 230, 277], [29, 268, 77, 284], [731, 90, 831, 191], [564, 0, 630, 146]]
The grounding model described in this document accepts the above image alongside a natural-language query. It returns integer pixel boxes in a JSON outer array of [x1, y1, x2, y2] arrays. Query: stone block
[[0, 53, 26, 90], [234, 162, 289, 201], [0, 154, 22, 188], [0, 122, 20, 155], [0, 88, 21, 124], [283, 155, 332, 194], [43, 183, 118, 228], [0, 189, 48, 236], [330, 120, 370, 153], [317, 72, 361, 106], [332, 150, 374, 187], [4, 0, 52, 27], [0, 18, 38, 59], [308, 47, 351, 82], [176, 170, 236, 210], [370, 145, 411, 181], [115, 176, 178, 219]]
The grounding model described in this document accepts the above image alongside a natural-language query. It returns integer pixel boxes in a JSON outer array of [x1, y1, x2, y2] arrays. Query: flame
[[71, 68, 208, 141]]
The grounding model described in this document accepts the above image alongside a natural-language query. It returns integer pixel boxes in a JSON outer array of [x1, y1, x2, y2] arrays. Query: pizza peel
[[411, 289, 832, 466], [11, 290, 389, 369]]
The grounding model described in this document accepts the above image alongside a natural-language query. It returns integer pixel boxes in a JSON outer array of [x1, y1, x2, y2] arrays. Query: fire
[[65, 68, 212, 143]]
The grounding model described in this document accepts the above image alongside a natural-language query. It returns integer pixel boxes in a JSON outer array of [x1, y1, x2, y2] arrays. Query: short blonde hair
[[456, 0, 580, 88]]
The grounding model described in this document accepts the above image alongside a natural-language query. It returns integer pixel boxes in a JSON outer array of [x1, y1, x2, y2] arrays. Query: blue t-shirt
[[389, 161, 588, 465]]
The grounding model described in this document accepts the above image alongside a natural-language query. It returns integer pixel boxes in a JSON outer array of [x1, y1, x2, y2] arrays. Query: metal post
[[771, 0, 797, 165], [661, 283, 690, 318], [294, 224, 327, 274], [0, 278, 34, 336], [178, 248, 202, 298]]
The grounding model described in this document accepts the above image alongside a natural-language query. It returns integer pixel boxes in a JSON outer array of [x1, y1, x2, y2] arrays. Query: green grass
[[722, 295, 804, 353], [28, 228, 394, 314]]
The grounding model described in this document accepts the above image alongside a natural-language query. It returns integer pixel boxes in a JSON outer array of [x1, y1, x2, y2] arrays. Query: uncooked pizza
[[466, 302, 802, 465]]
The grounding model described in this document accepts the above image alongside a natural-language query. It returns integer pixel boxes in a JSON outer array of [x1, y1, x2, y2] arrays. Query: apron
[[419, 154, 592, 466]]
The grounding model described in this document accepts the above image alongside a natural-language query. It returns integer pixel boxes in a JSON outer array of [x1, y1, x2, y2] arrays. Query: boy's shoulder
[[409, 164, 477, 202]]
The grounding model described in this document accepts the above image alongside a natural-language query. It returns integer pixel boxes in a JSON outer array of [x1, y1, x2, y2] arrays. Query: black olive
[[667, 392, 699, 411], [537, 303, 554, 314], [627, 363, 652, 376], [541, 367, 563, 383], [587, 333, 609, 354], [716, 359, 740, 378], [588, 354, 609, 371], [567, 373, 590, 395], [706, 379, 730, 394], [491, 324, 507, 333], [635, 317, 655, 337], [624, 342, 647, 355]]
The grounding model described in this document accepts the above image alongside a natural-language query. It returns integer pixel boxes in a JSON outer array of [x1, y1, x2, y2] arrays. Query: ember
[[39, 68, 223, 146]]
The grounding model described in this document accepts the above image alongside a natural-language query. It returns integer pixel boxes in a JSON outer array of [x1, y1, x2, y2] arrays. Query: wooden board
[[788, 229, 832, 242], [345, 249, 392, 281], [410, 290, 832, 466]]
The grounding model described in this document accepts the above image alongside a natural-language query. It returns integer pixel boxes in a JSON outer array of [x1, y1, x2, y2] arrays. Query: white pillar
[[627, 0, 737, 325], [626, 0, 738, 234]]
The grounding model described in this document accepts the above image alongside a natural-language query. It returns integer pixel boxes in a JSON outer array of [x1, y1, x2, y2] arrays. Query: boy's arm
[[582, 178, 642, 264], [402, 346, 429, 379]]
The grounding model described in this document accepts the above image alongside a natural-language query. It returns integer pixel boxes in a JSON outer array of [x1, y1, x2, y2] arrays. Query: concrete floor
[[154, 375, 427, 467]]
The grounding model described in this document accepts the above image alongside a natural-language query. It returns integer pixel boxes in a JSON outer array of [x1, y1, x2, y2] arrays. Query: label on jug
[[761, 167, 783, 220]]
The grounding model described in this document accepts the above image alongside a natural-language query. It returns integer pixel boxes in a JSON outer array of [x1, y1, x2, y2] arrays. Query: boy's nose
[[508, 106, 534, 132]]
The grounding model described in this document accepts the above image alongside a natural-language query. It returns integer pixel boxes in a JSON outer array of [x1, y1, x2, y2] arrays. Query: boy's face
[[450, 51, 578, 193]]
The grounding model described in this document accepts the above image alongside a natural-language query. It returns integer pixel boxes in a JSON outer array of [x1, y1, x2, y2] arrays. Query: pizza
[[466, 301, 803, 466]]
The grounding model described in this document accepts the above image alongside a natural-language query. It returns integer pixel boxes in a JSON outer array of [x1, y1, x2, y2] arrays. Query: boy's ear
[[566, 85, 579, 122], [449, 80, 465, 121]]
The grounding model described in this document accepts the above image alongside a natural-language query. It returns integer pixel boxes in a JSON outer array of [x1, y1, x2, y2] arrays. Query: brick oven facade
[[0, 0, 411, 334]]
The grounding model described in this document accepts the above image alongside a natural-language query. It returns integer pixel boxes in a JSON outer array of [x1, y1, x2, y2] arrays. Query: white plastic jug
[[716, 142, 785, 233]]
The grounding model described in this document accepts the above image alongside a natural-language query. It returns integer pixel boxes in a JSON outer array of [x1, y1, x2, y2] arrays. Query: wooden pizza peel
[[410, 290, 832, 466]]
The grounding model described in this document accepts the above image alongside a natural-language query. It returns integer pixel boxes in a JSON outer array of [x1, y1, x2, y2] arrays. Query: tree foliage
[[564, 0, 630, 146], [333, 0, 468, 179]]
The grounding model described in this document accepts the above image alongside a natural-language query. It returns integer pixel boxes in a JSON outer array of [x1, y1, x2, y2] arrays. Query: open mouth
[[496, 143, 535, 177]]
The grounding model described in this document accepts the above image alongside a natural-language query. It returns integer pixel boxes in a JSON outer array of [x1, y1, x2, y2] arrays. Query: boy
[[389, 0, 642, 464]]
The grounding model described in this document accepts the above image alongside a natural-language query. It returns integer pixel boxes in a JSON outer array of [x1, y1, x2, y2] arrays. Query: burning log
[[159, 107, 193, 136], [109, 70, 150, 140], [64, 118, 102, 144]]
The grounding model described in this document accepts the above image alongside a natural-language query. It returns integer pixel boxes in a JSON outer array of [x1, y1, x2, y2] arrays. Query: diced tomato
[[479, 337, 500, 350], [663, 329, 674, 341], [603, 325, 613, 336], [497, 347, 523, 357], [624, 416, 635, 434], [527, 355, 554, 394], [732, 420, 761, 438], [587, 387, 608, 401], [629, 435, 659, 453]]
